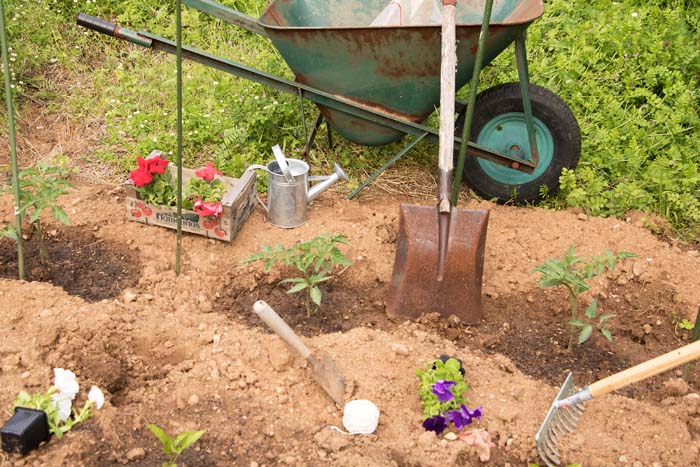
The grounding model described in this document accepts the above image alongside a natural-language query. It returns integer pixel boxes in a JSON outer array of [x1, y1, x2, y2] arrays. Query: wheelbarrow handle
[[76, 13, 153, 48], [76, 13, 116, 36]]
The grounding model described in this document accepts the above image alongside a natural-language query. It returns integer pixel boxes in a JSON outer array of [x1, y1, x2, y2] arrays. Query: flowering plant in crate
[[128, 156, 225, 220], [124, 151, 257, 241]]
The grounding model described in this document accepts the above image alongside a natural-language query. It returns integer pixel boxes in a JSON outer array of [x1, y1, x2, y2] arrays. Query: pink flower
[[460, 429, 495, 462], [195, 162, 223, 182], [194, 197, 223, 218]]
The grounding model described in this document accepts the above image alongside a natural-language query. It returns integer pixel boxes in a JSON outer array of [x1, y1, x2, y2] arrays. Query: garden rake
[[536, 339, 700, 466]]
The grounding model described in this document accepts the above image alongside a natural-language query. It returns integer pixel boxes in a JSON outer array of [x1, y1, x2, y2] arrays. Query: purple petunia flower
[[422, 415, 448, 434], [432, 380, 457, 402], [446, 404, 483, 430]]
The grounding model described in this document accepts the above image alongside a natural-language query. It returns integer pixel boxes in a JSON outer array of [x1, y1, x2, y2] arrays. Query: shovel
[[386, 0, 490, 324], [536, 339, 700, 467], [252, 300, 345, 406]]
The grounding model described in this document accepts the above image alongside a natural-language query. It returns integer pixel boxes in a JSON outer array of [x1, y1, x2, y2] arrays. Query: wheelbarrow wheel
[[455, 82, 581, 203]]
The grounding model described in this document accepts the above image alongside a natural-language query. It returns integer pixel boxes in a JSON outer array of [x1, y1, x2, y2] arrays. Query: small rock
[[246, 373, 258, 385], [188, 394, 200, 406], [143, 294, 154, 301], [444, 432, 458, 441], [526, 295, 535, 303], [643, 324, 652, 335], [633, 462, 643, 467], [126, 448, 146, 461], [21, 371, 30, 379], [577, 213, 589, 221], [618, 455, 628, 463], [250, 462, 259, 467], [664, 378, 689, 397], [417, 431, 436, 447], [390, 343, 409, 356], [123, 291, 137, 303]]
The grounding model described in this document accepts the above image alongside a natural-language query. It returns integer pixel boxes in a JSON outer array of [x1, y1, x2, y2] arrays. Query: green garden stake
[[0, 0, 24, 280], [682, 306, 700, 382], [452, 0, 494, 205], [175, 0, 183, 275]]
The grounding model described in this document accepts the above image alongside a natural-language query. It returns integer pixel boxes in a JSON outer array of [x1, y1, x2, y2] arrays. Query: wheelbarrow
[[77, 0, 581, 204]]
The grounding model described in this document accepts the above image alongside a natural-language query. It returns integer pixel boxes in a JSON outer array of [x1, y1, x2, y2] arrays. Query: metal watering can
[[247, 145, 348, 228]]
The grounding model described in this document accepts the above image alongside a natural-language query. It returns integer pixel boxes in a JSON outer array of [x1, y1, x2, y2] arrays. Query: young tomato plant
[[244, 234, 352, 317], [2, 161, 74, 265], [147, 424, 205, 467], [533, 246, 636, 351]]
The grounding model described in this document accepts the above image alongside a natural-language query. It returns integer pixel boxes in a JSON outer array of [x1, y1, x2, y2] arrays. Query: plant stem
[[37, 221, 47, 265], [565, 285, 577, 351]]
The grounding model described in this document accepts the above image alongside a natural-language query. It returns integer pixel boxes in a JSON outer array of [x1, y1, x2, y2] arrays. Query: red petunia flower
[[129, 167, 153, 187], [193, 197, 223, 218], [195, 162, 223, 182], [147, 155, 169, 175]]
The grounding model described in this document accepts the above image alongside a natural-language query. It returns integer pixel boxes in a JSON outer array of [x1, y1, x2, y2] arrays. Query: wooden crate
[[125, 151, 256, 242]]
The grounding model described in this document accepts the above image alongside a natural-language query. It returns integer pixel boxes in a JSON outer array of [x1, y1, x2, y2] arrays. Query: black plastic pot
[[0, 407, 50, 455], [436, 354, 466, 376]]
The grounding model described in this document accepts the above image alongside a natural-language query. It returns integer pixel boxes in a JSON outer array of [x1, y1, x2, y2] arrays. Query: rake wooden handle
[[588, 339, 700, 398]]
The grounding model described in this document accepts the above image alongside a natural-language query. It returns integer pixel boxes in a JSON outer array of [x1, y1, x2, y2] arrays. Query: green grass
[[2, 0, 699, 239]]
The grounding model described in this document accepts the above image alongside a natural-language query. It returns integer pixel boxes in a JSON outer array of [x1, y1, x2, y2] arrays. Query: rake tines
[[535, 372, 586, 467]]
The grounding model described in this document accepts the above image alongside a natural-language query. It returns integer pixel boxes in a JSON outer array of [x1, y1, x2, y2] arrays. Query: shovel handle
[[253, 301, 311, 359], [588, 339, 700, 398]]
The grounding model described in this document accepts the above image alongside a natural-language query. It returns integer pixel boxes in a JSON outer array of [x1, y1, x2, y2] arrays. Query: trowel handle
[[589, 339, 700, 398], [253, 301, 311, 359]]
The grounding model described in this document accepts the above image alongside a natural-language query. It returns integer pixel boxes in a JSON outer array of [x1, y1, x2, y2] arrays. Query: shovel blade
[[308, 351, 346, 406], [387, 205, 489, 324]]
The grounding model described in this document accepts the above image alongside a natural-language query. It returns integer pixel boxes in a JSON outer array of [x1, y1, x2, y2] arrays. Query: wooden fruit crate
[[125, 151, 256, 242]]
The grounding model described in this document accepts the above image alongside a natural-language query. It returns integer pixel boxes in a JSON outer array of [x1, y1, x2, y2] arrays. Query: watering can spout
[[307, 163, 349, 203]]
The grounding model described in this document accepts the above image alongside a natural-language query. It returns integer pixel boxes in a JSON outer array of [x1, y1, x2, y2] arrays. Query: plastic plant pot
[[0, 407, 50, 455]]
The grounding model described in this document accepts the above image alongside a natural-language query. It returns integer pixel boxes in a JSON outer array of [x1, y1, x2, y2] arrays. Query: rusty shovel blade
[[386, 205, 489, 324]]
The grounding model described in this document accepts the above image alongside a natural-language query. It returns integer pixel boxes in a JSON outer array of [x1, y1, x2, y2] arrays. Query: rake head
[[535, 372, 586, 467]]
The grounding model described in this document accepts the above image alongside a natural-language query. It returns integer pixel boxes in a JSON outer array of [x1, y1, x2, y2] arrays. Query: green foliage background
[[2, 0, 699, 238]]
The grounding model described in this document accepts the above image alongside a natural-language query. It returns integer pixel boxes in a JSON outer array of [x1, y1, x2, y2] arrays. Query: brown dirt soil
[[0, 183, 699, 467]]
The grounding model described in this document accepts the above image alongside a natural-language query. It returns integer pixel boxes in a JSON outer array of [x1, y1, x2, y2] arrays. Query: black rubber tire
[[454, 83, 581, 203]]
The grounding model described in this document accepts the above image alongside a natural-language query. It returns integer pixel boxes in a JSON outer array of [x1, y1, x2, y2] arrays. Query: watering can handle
[[244, 166, 269, 213]]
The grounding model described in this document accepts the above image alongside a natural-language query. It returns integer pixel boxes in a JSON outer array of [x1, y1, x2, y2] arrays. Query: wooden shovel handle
[[589, 339, 700, 398], [253, 300, 311, 359]]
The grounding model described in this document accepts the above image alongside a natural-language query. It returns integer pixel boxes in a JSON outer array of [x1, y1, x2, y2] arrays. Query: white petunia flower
[[51, 394, 72, 422], [88, 386, 105, 410], [53, 368, 79, 400]]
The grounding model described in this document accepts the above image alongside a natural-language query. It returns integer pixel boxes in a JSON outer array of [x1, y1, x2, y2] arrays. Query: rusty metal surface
[[258, 0, 542, 145], [387, 205, 489, 324]]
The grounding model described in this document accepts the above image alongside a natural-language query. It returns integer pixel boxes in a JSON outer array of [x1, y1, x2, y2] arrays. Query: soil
[[0, 180, 698, 467]]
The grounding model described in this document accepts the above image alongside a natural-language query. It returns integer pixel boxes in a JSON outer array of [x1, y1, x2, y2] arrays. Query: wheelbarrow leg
[[302, 112, 325, 160], [346, 132, 429, 199], [514, 33, 539, 166]]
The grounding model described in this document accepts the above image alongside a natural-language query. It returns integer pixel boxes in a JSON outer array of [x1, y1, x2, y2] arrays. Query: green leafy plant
[[244, 234, 352, 316], [12, 368, 104, 439], [534, 246, 637, 350], [2, 161, 74, 265], [416, 357, 482, 434], [678, 318, 694, 331], [416, 358, 469, 419], [147, 424, 205, 467]]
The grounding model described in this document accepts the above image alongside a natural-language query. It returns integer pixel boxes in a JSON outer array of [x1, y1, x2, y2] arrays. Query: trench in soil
[[0, 225, 141, 302], [214, 264, 700, 402]]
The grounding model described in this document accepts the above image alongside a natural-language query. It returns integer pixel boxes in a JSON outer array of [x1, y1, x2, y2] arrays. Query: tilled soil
[[0, 184, 698, 467]]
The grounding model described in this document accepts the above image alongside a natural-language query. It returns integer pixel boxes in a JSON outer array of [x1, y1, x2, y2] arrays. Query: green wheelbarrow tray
[[256, 0, 544, 146]]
